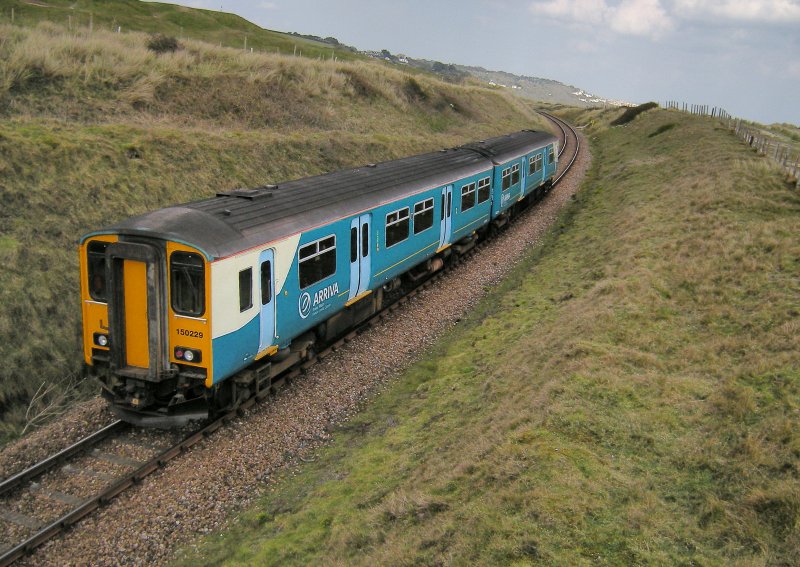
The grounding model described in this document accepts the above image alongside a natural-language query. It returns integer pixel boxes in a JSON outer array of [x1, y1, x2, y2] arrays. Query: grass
[[0, 0, 364, 61], [174, 109, 800, 565], [0, 20, 548, 442]]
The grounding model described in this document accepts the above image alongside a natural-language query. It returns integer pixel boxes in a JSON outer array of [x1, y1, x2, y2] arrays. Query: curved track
[[0, 113, 582, 566], [538, 110, 580, 184]]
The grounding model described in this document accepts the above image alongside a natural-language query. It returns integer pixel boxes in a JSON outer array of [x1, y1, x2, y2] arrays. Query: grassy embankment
[[0, 20, 547, 441], [176, 108, 800, 565], [0, 0, 364, 61]]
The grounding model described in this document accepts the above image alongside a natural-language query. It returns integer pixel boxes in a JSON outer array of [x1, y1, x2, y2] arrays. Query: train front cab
[[80, 236, 212, 426]]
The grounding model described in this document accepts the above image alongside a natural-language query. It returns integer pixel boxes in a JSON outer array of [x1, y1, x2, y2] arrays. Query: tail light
[[174, 347, 202, 363]]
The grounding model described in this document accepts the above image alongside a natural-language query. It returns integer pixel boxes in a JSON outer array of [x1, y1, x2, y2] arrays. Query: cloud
[[530, 0, 674, 38], [530, 0, 799, 38], [172, 0, 217, 8], [530, 0, 609, 25], [672, 1, 800, 24], [612, 0, 674, 35]]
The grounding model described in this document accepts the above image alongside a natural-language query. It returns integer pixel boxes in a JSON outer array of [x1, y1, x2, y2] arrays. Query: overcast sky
[[173, 0, 799, 124]]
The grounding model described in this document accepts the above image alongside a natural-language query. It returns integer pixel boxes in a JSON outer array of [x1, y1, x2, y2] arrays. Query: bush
[[147, 34, 179, 54], [402, 77, 428, 102], [611, 101, 658, 126]]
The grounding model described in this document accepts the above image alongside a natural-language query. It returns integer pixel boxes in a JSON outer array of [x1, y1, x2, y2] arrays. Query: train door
[[258, 249, 275, 352], [107, 241, 167, 379], [438, 185, 453, 249], [348, 213, 372, 301], [520, 157, 527, 200], [123, 260, 149, 367]]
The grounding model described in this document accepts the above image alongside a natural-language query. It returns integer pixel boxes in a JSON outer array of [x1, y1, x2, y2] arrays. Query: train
[[79, 130, 558, 426]]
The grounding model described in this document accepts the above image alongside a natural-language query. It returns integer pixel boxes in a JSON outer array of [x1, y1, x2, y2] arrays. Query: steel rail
[[0, 115, 583, 566], [546, 112, 568, 157], [0, 420, 127, 498], [538, 111, 580, 185]]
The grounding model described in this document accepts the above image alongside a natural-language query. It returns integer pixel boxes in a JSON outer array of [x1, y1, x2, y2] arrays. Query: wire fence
[[664, 101, 800, 189]]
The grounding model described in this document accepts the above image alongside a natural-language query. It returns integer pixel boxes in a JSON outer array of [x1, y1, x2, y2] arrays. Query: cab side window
[[171, 251, 205, 316], [87, 241, 109, 302], [239, 268, 253, 312]]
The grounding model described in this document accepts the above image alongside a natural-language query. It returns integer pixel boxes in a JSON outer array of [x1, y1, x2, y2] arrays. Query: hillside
[[0, 19, 550, 441], [456, 65, 626, 107], [0, 0, 363, 60], [2, 0, 619, 106], [175, 109, 800, 565]]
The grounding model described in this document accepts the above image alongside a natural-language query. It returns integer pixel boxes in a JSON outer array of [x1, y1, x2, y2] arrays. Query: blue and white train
[[79, 130, 558, 426]]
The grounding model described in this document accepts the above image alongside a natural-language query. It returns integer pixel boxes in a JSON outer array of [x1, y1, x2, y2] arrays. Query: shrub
[[611, 101, 659, 126], [147, 33, 180, 54], [402, 77, 427, 102]]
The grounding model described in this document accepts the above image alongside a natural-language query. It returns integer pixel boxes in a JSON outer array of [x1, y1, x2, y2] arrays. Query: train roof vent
[[216, 187, 275, 200], [366, 163, 377, 168]]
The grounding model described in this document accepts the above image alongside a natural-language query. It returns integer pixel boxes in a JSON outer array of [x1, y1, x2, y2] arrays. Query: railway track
[[539, 110, 581, 182], [0, 112, 581, 566]]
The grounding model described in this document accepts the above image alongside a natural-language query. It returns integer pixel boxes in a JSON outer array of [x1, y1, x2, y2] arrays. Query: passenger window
[[511, 163, 520, 186], [529, 154, 543, 174], [477, 177, 491, 203], [501, 168, 511, 191], [171, 251, 205, 317], [386, 207, 410, 247], [299, 236, 337, 289], [239, 268, 253, 312], [413, 198, 434, 234], [260, 261, 272, 305], [461, 183, 476, 212], [87, 241, 109, 302], [548, 147, 555, 164]]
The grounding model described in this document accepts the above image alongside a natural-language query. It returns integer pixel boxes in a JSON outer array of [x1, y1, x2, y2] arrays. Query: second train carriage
[[79, 130, 558, 426]]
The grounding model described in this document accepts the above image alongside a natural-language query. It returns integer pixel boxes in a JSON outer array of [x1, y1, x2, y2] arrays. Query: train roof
[[83, 130, 557, 260], [462, 130, 555, 163]]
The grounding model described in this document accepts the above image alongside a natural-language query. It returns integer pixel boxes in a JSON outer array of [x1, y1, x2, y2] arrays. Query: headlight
[[174, 347, 202, 363], [94, 333, 109, 347]]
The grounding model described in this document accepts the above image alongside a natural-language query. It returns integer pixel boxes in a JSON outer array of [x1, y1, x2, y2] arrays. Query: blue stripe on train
[[212, 315, 260, 384]]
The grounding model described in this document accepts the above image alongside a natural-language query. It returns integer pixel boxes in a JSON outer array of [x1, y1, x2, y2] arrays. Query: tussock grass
[[1, 0, 364, 62], [0, 22, 548, 441], [175, 110, 800, 565], [0, 22, 521, 133]]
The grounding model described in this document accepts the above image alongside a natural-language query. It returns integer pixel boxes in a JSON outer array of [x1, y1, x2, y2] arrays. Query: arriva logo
[[298, 282, 339, 319], [299, 291, 312, 319]]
